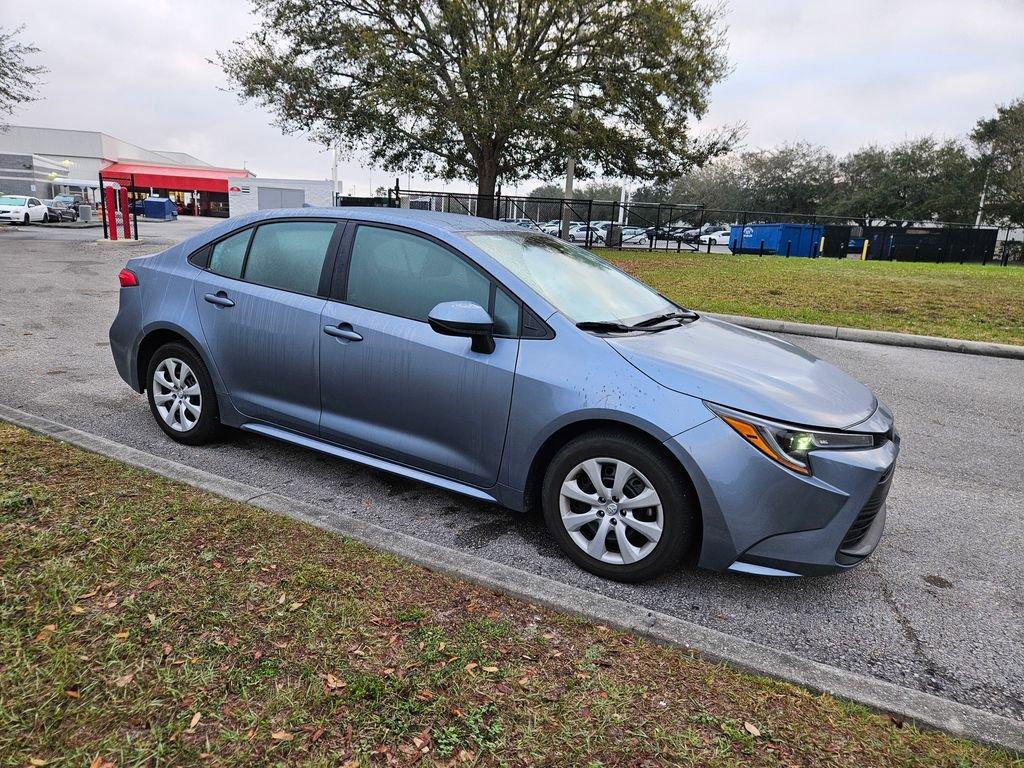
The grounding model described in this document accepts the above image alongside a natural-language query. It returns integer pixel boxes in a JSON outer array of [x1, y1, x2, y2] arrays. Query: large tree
[[824, 138, 978, 226], [973, 96, 1024, 229], [219, 0, 735, 215], [0, 25, 46, 129]]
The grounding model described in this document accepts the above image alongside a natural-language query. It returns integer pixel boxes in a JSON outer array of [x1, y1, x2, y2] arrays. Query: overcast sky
[[11, 0, 1024, 195]]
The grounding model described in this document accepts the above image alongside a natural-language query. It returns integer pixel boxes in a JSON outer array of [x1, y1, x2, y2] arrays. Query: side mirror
[[428, 301, 495, 354]]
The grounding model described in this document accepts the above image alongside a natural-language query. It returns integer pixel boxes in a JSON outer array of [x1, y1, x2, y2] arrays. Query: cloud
[[9, 0, 1023, 194]]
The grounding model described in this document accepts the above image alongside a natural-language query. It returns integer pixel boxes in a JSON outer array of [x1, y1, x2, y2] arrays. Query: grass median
[[596, 249, 1024, 346], [0, 422, 1018, 766]]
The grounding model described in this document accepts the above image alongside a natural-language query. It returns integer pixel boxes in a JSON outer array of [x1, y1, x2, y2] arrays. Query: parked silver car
[[110, 209, 899, 581]]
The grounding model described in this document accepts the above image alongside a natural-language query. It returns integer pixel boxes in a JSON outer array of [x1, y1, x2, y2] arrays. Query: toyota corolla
[[110, 208, 899, 581]]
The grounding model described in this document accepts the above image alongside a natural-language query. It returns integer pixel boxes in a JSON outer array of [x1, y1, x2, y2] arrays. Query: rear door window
[[242, 221, 337, 295], [208, 228, 252, 279]]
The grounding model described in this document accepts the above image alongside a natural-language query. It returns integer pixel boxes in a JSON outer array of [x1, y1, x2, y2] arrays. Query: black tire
[[23, 213, 29, 225], [145, 342, 221, 445], [541, 430, 698, 582]]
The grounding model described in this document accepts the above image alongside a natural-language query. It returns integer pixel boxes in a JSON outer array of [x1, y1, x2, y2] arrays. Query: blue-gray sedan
[[110, 208, 899, 581]]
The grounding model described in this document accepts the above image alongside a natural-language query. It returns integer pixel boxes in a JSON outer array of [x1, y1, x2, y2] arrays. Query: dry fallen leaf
[[65, 689, 80, 699], [113, 630, 129, 640], [325, 673, 346, 690], [743, 721, 761, 737], [482, 666, 498, 673], [114, 672, 134, 688], [188, 712, 202, 731], [35, 624, 57, 642], [29, 758, 48, 766], [271, 730, 294, 741], [288, 601, 305, 612], [464, 662, 478, 673]]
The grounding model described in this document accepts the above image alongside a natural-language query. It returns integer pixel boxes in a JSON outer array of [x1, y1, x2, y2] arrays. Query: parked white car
[[698, 227, 733, 246], [0, 195, 49, 224]]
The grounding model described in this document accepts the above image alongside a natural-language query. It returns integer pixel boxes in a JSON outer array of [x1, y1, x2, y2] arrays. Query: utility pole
[[974, 164, 990, 228], [331, 145, 339, 205], [560, 48, 583, 240]]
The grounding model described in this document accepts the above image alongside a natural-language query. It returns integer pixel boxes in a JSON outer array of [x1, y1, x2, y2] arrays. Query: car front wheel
[[146, 342, 221, 445], [542, 431, 698, 582]]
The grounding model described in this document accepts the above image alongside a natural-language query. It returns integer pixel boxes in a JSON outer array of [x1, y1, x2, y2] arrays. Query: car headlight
[[706, 403, 875, 475]]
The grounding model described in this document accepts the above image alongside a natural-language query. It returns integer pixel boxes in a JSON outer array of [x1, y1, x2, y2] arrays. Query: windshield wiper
[[576, 320, 637, 333], [631, 310, 699, 328], [576, 319, 680, 334]]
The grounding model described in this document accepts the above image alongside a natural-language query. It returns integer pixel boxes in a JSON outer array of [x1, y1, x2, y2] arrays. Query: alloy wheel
[[558, 457, 663, 565], [152, 357, 202, 432]]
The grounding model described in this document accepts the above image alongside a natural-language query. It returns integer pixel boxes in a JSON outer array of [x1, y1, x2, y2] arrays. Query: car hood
[[606, 316, 877, 429]]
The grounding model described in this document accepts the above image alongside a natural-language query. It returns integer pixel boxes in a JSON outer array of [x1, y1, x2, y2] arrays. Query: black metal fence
[[386, 183, 1019, 266]]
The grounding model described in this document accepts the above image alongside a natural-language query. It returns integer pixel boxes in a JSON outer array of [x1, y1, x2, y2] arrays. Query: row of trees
[[529, 101, 1024, 230]]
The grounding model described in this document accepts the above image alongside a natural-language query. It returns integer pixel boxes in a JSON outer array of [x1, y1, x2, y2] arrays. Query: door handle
[[323, 323, 363, 342], [204, 292, 235, 308]]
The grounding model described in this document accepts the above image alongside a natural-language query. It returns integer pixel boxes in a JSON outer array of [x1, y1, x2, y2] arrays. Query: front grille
[[839, 465, 894, 552]]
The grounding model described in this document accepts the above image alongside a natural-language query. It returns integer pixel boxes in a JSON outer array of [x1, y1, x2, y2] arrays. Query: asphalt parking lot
[[1, 221, 1021, 722]]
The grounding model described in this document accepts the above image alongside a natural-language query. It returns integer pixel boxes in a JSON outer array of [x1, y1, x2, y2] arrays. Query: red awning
[[101, 162, 253, 194]]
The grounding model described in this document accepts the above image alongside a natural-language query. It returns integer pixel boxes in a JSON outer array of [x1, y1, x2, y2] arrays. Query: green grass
[[0, 422, 1019, 767], [596, 249, 1024, 346]]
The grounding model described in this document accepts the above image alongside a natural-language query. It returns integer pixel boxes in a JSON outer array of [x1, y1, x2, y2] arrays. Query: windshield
[[0, 196, 28, 206], [466, 232, 676, 324]]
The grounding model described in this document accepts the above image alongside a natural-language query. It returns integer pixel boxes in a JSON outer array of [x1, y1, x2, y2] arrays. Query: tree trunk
[[476, 159, 498, 219]]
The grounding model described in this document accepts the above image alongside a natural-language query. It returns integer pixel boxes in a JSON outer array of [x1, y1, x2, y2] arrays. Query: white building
[[227, 177, 336, 216]]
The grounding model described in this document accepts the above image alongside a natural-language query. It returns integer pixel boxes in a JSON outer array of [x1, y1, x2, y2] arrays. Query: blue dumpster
[[143, 197, 177, 220], [728, 223, 823, 257]]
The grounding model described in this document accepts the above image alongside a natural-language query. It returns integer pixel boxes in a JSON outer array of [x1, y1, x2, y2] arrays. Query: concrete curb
[[0, 402, 1020, 754], [707, 313, 1024, 361]]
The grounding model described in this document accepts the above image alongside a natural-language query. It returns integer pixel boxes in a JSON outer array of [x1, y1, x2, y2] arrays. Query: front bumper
[[666, 413, 900, 576]]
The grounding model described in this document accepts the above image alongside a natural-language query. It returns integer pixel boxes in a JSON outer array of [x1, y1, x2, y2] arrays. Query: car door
[[319, 223, 521, 488], [192, 218, 343, 434], [28, 198, 46, 222]]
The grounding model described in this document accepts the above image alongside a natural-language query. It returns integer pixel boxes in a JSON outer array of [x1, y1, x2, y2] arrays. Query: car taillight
[[118, 268, 138, 287]]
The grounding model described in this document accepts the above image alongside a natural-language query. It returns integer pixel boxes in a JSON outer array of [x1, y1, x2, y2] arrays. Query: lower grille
[[840, 466, 894, 552]]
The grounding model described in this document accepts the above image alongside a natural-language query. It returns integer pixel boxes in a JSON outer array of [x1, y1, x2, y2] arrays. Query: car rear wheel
[[146, 342, 220, 445], [23, 213, 29, 225], [542, 431, 698, 582]]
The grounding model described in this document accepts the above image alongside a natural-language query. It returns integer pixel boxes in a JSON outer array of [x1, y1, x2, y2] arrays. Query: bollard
[[758, 239, 764, 256], [118, 188, 131, 240], [707, 239, 712, 254], [786, 240, 792, 257], [959, 248, 965, 265], [104, 186, 118, 241], [913, 245, 919, 261], [861, 240, 869, 261]]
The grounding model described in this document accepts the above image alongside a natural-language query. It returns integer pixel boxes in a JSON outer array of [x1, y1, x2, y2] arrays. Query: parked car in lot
[[41, 199, 78, 222], [567, 223, 605, 244], [110, 209, 899, 581], [698, 228, 733, 246], [680, 223, 719, 243], [0, 195, 48, 224], [621, 225, 649, 244]]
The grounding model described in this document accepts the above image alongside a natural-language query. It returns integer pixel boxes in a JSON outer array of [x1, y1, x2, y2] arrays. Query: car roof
[[178, 206, 528, 253]]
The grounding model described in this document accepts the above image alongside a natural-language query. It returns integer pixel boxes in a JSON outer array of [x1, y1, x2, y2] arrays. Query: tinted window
[[347, 226, 492, 323], [209, 228, 252, 279], [243, 221, 336, 295], [492, 286, 519, 336]]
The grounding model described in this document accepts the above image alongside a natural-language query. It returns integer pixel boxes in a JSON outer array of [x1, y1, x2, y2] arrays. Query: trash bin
[[78, 205, 93, 223], [143, 197, 177, 220], [606, 224, 623, 247]]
